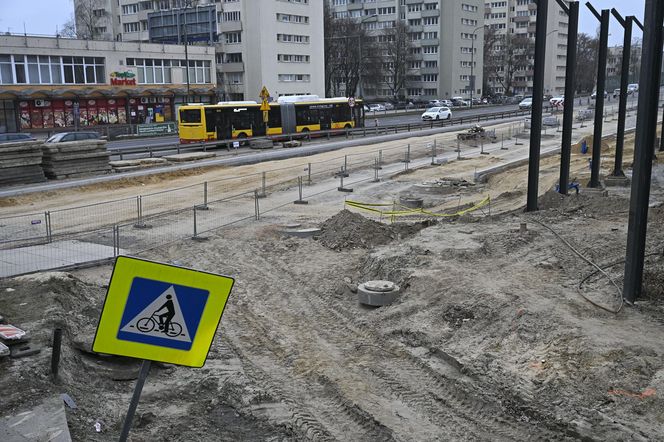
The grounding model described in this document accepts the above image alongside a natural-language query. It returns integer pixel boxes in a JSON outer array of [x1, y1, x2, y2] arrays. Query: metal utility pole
[[623, 0, 664, 303], [556, 0, 578, 195], [610, 10, 638, 177], [586, 3, 609, 188], [526, 0, 548, 212]]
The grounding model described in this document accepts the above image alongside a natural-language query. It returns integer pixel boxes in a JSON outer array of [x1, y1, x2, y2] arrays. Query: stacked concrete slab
[[0, 140, 46, 186], [41, 140, 111, 179]]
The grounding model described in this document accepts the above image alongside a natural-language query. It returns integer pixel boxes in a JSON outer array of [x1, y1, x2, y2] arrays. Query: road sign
[[260, 101, 271, 111], [348, 97, 356, 108], [262, 110, 269, 123], [260, 85, 270, 100], [92, 256, 234, 367]]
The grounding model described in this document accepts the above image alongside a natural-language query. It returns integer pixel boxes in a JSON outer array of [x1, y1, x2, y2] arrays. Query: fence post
[[201, 181, 209, 210], [307, 162, 312, 185], [373, 157, 380, 182], [134, 196, 141, 228], [344, 155, 348, 175], [430, 141, 437, 165], [405, 143, 411, 163], [254, 190, 260, 220], [337, 170, 353, 192], [113, 225, 119, 256], [257, 172, 267, 198], [294, 177, 308, 205], [501, 134, 508, 150], [44, 211, 52, 243], [378, 150, 383, 169]]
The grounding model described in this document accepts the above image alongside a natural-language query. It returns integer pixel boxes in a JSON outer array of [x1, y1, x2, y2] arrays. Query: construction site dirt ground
[[3, 129, 664, 441]]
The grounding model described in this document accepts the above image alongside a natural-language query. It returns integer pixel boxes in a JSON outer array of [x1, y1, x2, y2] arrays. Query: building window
[[224, 32, 242, 43], [123, 22, 140, 33], [276, 13, 309, 24], [278, 73, 310, 82], [277, 33, 310, 43], [277, 54, 310, 63]]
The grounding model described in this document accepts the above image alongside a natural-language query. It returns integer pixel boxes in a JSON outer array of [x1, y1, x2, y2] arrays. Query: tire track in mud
[[224, 311, 398, 441], [223, 240, 571, 440]]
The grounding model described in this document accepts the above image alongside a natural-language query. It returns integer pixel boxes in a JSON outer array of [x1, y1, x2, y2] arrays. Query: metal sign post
[[92, 257, 235, 441], [526, 0, 549, 211], [119, 360, 152, 442]]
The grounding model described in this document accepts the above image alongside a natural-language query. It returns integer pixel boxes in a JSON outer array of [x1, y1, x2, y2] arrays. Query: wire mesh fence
[[0, 117, 568, 278]]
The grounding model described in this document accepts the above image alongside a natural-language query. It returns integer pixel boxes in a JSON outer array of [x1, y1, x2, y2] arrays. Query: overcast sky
[[0, 0, 648, 45]]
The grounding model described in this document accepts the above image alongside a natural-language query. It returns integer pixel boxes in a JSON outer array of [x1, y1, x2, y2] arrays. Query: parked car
[[421, 106, 452, 121], [518, 97, 533, 110], [366, 103, 386, 112], [451, 97, 469, 107], [590, 90, 608, 100], [427, 99, 444, 107], [0, 133, 36, 143], [440, 99, 453, 107], [628, 83, 639, 93], [45, 131, 101, 143], [383, 102, 395, 110]]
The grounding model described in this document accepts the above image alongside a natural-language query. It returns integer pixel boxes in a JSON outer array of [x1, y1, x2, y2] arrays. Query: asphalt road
[[106, 103, 526, 151]]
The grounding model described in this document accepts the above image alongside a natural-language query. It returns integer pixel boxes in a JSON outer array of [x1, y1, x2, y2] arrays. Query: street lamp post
[[181, 1, 192, 102], [469, 25, 485, 109]]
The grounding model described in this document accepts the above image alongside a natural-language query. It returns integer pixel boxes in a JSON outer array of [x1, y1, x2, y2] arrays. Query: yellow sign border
[[92, 256, 234, 368]]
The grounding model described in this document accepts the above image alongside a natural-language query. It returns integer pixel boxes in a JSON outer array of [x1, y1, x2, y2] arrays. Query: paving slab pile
[[41, 140, 111, 179], [0, 140, 46, 186]]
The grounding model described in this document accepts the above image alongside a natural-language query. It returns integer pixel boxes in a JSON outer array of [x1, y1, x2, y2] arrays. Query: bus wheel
[[238, 133, 248, 146], [301, 128, 310, 141], [344, 124, 352, 130]]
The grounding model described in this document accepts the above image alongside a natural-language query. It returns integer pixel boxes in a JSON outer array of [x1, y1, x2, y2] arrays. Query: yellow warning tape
[[345, 196, 490, 218]]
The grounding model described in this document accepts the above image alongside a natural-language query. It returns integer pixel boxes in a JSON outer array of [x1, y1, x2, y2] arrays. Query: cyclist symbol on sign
[[135, 294, 183, 337]]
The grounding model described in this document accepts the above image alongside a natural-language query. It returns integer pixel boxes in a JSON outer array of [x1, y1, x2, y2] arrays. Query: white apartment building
[[75, 0, 325, 101], [327, 0, 485, 102], [484, 0, 569, 96]]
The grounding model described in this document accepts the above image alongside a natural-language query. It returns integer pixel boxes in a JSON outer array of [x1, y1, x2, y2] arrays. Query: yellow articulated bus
[[178, 95, 364, 144]]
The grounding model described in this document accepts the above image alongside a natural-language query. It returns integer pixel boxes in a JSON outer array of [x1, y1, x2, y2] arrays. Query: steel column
[[526, 0, 548, 211], [586, 3, 610, 188], [557, 0, 578, 195], [611, 10, 633, 176], [623, 0, 664, 303]]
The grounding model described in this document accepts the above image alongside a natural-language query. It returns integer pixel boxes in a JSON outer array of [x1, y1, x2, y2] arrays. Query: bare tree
[[72, 0, 108, 40], [575, 33, 599, 94], [379, 21, 413, 101], [324, 10, 378, 98], [59, 14, 78, 38], [484, 32, 534, 96]]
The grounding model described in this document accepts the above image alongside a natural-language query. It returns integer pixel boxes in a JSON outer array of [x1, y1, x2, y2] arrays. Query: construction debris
[[0, 140, 46, 186], [41, 140, 111, 179]]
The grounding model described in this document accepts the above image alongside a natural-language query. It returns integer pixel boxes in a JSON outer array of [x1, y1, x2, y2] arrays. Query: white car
[[367, 103, 385, 112], [518, 97, 533, 110], [421, 106, 452, 121], [628, 83, 639, 93]]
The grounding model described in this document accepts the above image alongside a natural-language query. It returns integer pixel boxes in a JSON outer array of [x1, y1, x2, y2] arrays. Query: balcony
[[218, 62, 244, 73], [409, 25, 424, 32], [219, 21, 242, 33], [420, 67, 439, 75], [421, 9, 440, 18]]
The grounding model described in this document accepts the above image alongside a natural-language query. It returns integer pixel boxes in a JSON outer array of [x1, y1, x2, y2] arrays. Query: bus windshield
[[180, 109, 202, 124]]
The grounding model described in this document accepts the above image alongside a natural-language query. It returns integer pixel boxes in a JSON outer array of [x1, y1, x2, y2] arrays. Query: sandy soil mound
[[538, 189, 630, 216], [318, 209, 429, 250]]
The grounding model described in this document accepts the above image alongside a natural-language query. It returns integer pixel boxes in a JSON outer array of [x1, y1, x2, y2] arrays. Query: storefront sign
[[137, 123, 176, 136], [110, 71, 137, 86]]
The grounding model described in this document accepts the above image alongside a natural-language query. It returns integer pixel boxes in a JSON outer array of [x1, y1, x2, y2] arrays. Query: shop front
[[1, 86, 215, 133]]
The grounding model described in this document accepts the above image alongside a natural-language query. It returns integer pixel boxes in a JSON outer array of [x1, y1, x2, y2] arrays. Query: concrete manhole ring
[[363, 280, 396, 292]]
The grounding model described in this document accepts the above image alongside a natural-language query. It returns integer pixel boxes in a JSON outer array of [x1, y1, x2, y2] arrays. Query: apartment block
[[76, 0, 325, 101], [484, 0, 569, 96], [327, 0, 485, 102]]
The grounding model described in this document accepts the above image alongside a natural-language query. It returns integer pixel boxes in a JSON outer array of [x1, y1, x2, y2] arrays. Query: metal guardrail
[[107, 107, 546, 160]]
